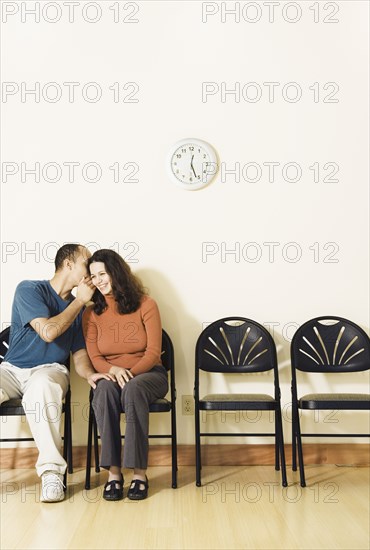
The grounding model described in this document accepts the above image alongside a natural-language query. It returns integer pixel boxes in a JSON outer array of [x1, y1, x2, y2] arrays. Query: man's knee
[[28, 375, 66, 398]]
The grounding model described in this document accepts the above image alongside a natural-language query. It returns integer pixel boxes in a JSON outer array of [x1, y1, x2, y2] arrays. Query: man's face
[[71, 246, 91, 283]]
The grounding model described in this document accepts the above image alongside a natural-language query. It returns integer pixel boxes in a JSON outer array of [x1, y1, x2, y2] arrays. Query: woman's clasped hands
[[109, 365, 134, 388]]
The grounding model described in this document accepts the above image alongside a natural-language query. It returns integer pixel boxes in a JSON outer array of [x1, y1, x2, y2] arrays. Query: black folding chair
[[0, 326, 73, 486], [291, 315, 370, 487], [194, 317, 287, 487], [85, 328, 178, 489]]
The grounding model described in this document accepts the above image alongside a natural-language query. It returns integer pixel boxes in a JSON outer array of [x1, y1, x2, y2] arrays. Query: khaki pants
[[0, 362, 69, 476]]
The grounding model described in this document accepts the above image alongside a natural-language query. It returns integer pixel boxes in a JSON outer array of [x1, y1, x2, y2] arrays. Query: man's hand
[[87, 372, 116, 389], [76, 276, 95, 305], [109, 365, 134, 388]]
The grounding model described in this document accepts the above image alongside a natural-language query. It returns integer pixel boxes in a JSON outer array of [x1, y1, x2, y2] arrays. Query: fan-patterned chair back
[[196, 317, 277, 374], [291, 316, 370, 373], [0, 327, 10, 363]]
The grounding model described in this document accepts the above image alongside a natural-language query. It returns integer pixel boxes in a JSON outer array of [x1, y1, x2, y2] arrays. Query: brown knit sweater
[[82, 295, 162, 376]]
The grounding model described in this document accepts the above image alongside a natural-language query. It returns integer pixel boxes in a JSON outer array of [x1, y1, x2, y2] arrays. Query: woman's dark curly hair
[[87, 249, 147, 315]]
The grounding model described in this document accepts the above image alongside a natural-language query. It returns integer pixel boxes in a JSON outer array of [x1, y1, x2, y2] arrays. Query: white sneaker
[[41, 471, 65, 502]]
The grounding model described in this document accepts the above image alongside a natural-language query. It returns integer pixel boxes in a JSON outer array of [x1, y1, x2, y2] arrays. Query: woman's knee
[[93, 379, 120, 406], [122, 378, 145, 400]]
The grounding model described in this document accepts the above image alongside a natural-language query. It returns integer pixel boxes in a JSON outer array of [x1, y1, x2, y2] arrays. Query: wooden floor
[[1, 465, 369, 549]]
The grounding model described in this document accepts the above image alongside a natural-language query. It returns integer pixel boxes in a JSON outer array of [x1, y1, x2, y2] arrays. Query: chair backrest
[[196, 317, 277, 374], [0, 326, 10, 363], [160, 329, 176, 403], [291, 316, 370, 373], [161, 329, 174, 372]]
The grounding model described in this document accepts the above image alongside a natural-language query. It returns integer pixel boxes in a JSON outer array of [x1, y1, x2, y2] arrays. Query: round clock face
[[167, 139, 218, 190]]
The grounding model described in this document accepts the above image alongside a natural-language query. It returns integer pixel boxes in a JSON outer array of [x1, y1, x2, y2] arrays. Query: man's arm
[[73, 348, 115, 389], [30, 277, 94, 343]]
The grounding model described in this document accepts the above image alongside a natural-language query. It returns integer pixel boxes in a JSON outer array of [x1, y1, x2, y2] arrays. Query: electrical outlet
[[182, 395, 194, 415]]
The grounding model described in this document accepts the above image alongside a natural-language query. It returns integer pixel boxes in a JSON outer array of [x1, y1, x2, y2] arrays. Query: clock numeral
[[176, 154, 182, 158]]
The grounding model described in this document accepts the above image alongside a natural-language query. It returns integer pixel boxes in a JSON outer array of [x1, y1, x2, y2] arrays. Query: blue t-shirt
[[4, 280, 85, 369]]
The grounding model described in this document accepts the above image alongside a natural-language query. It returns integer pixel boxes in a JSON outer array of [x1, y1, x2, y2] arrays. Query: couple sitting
[[0, 244, 168, 502]]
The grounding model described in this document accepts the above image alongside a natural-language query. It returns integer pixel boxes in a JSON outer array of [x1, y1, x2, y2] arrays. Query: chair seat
[[0, 398, 69, 415], [149, 398, 172, 412], [120, 398, 172, 414], [0, 399, 24, 415], [200, 393, 276, 410], [299, 393, 370, 410]]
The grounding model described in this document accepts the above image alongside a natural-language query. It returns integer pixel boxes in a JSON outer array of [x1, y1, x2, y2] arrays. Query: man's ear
[[64, 257, 74, 270]]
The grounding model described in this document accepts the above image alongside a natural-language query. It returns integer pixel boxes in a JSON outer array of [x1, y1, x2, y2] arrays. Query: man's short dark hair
[[54, 244, 83, 271]]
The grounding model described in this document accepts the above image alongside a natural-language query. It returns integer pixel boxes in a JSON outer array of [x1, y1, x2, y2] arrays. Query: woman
[[82, 249, 168, 501]]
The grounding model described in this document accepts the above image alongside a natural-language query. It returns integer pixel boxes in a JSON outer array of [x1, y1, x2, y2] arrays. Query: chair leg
[[295, 409, 306, 487], [292, 405, 297, 471], [63, 390, 73, 485], [274, 411, 280, 471], [67, 404, 73, 474], [276, 408, 287, 487], [62, 412, 68, 489], [85, 402, 94, 490], [92, 411, 100, 473], [195, 407, 201, 487], [171, 405, 178, 489], [63, 412, 69, 465]]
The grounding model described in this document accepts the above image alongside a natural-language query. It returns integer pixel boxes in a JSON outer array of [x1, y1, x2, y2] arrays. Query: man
[[0, 244, 112, 502]]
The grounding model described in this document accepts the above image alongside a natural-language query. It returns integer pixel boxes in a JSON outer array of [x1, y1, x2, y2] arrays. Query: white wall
[[1, 1, 369, 446]]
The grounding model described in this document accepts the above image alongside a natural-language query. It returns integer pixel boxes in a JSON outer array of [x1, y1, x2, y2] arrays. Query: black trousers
[[92, 365, 168, 470]]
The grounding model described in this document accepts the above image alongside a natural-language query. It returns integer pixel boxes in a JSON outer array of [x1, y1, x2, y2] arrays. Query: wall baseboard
[[0, 444, 369, 469]]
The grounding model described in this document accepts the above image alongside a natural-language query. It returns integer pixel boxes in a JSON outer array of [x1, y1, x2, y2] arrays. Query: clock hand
[[190, 155, 197, 178]]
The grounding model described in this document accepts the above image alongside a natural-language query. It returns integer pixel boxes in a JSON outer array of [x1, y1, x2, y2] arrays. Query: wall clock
[[167, 138, 219, 190]]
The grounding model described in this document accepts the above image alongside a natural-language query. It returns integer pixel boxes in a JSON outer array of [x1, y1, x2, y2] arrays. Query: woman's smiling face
[[89, 262, 113, 296]]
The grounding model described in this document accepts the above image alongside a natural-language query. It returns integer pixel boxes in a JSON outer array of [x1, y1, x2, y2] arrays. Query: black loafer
[[103, 475, 124, 501], [127, 476, 149, 500]]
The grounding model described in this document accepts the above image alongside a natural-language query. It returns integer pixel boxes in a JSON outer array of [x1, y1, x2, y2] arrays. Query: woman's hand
[[87, 372, 116, 389], [109, 366, 134, 388]]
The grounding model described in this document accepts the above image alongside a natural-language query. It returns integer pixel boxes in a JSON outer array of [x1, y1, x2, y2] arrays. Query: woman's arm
[[129, 298, 162, 376], [82, 307, 113, 373]]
